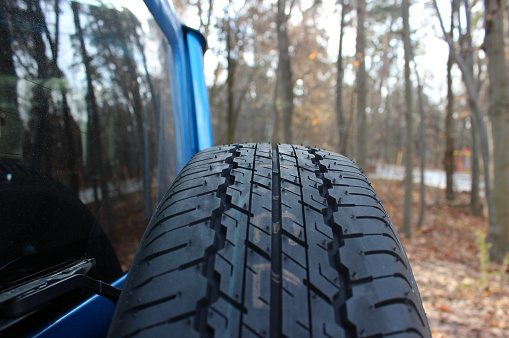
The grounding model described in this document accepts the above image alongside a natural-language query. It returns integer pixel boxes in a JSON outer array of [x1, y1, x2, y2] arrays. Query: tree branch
[[432, 0, 476, 102]]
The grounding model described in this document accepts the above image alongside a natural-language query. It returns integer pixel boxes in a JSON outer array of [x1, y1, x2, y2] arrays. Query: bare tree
[[445, 0, 457, 201], [470, 114, 481, 216], [434, 0, 509, 261], [401, 0, 413, 238], [413, 60, 426, 228], [272, 74, 280, 145], [223, 4, 260, 144], [336, 0, 349, 155], [0, 0, 22, 161], [225, 9, 236, 144], [196, 0, 214, 38], [355, 0, 367, 169], [483, 0, 509, 262], [72, 2, 115, 237], [276, 0, 294, 144], [433, 0, 492, 214], [462, 0, 481, 216]]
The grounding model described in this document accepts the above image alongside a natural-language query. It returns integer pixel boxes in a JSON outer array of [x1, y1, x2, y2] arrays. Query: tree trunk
[[445, 2, 456, 200], [484, 0, 509, 262], [196, 0, 214, 38], [471, 116, 481, 216], [26, 0, 53, 174], [355, 0, 367, 170], [272, 74, 280, 145], [401, 0, 413, 238], [0, 1, 22, 160], [277, 0, 293, 144], [226, 15, 236, 144], [336, 0, 347, 155], [131, 11, 158, 152], [72, 2, 115, 240], [61, 88, 80, 197], [232, 67, 259, 136], [112, 9, 151, 217], [342, 89, 355, 156], [413, 60, 426, 228], [462, 0, 481, 216]]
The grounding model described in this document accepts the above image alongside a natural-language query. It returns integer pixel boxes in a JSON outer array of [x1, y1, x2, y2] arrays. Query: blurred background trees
[[177, 0, 509, 260]]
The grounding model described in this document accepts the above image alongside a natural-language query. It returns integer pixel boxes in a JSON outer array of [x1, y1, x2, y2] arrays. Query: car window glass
[[0, 0, 177, 273]]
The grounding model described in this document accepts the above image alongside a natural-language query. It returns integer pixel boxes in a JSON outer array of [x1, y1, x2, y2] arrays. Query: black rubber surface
[[108, 144, 430, 338]]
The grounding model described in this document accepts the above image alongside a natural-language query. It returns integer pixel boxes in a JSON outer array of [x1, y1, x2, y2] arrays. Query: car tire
[[108, 143, 430, 337]]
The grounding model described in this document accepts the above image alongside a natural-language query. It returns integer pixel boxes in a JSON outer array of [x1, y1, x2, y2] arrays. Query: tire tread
[[108, 144, 430, 338]]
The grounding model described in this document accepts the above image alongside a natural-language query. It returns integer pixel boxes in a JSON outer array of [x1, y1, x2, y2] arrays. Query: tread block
[[215, 234, 247, 301], [347, 277, 427, 336], [281, 256, 310, 337], [221, 211, 249, 246], [117, 269, 207, 336], [169, 168, 227, 192], [332, 205, 388, 230], [310, 294, 345, 338], [135, 225, 214, 273], [143, 220, 214, 253], [208, 298, 242, 336], [340, 235, 409, 281], [281, 200, 304, 238], [243, 252, 271, 337], [281, 232, 306, 268]]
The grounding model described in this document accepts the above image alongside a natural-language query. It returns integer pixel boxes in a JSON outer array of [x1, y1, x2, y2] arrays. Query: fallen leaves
[[308, 51, 319, 60], [311, 117, 320, 126], [438, 305, 453, 313]]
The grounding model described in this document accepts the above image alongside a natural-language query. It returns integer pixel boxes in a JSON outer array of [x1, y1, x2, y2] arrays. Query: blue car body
[[143, 0, 212, 167]]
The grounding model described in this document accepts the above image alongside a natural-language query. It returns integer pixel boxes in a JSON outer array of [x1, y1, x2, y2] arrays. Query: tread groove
[[240, 144, 259, 332], [123, 312, 196, 338], [139, 243, 188, 264], [195, 145, 239, 336], [150, 208, 196, 235], [122, 294, 177, 316], [270, 145, 282, 338], [304, 146, 357, 336]]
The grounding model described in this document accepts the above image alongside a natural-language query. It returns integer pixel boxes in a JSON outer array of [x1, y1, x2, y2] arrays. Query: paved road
[[369, 164, 484, 196]]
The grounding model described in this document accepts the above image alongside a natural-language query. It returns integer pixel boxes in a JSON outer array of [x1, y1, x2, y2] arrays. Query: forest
[[174, 0, 509, 335]]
